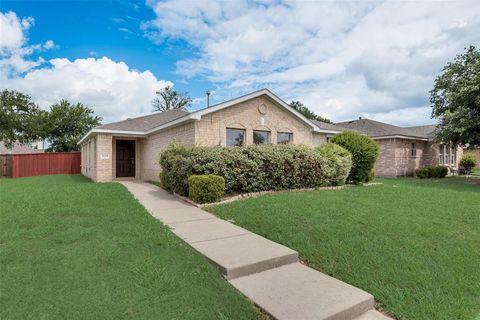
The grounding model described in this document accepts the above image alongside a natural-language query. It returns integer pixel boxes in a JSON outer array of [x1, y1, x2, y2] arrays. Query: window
[[439, 144, 456, 165], [450, 145, 456, 165], [411, 143, 416, 157], [277, 132, 293, 144], [253, 130, 270, 144], [226, 128, 245, 147]]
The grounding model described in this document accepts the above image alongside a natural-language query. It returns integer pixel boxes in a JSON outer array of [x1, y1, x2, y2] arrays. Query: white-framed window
[[450, 145, 456, 165], [253, 130, 271, 144], [411, 143, 416, 157], [277, 132, 293, 144], [226, 128, 245, 147], [439, 144, 456, 165]]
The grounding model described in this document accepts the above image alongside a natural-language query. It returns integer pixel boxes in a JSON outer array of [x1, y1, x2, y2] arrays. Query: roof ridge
[[97, 109, 189, 128]]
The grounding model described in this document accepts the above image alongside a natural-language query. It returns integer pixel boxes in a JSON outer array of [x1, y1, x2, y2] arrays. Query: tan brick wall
[[312, 133, 327, 146], [196, 96, 313, 146], [80, 136, 97, 181], [140, 121, 196, 181], [95, 134, 113, 182]]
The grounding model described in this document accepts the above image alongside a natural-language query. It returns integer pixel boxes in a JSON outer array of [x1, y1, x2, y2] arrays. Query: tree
[[289, 100, 331, 123], [0, 90, 45, 147], [45, 100, 102, 152], [152, 86, 192, 112], [430, 45, 480, 147]]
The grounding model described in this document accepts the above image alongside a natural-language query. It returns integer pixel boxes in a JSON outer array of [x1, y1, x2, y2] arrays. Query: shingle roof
[[310, 120, 359, 133], [97, 109, 189, 131], [335, 119, 436, 139]]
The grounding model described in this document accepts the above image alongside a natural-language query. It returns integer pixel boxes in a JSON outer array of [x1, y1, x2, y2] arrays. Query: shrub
[[315, 143, 352, 185], [159, 142, 348, 195], [330, 131, 379, 184], [415, 166, 448, 179], [460, 154, 477, 174], [188, 175, 225, 204]]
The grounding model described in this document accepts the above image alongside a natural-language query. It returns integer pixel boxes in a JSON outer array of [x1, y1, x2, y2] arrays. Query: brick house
[[336, 118, 463, 177], [79, 89, 461, 182], [79, 89, 346, 182]]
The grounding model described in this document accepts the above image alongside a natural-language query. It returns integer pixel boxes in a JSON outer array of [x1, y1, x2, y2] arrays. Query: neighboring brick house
[[336, 118, 463, 177], [79, 89, 344, 182]]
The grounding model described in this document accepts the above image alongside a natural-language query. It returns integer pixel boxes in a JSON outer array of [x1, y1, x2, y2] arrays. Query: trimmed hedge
[[330, 131, 379, 184], [159, 141, 349, 195], [460, 154, 476, 174], [188, 175, 225, 204], [315, 143, 352, 185], [415, 166, 448, 179]]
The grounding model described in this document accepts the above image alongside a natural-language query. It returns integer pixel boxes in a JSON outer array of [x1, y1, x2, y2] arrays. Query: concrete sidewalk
[[120, 181, 391, 320]]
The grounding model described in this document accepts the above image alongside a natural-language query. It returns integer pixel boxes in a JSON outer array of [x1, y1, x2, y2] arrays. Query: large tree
[[289, 100, 332, 123], [430, 45, 480, 147], [152, 86, 192, 112], [0, 90, 45, 147], [45, 100, 101, 152]]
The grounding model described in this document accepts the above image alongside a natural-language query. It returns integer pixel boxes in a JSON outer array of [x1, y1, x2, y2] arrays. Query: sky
[[1, 0, 479, 126]]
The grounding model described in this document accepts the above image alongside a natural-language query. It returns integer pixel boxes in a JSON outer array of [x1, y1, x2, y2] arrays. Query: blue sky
[[1, 0, 479, 125]]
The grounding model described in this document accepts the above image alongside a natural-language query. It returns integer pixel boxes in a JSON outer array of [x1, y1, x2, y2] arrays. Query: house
[[0, 141, 45, 155], [79, 89, 461, 182], [336, 118, 462, 176], [79, 89, 346, 182]]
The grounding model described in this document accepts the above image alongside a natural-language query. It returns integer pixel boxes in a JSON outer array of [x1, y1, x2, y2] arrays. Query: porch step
[[353, 310, 393, 320], [230, 262, 374, 320]]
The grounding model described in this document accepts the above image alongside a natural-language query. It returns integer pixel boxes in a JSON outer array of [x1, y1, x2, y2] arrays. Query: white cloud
[[7, 57, 172, 123], [1, 11, 171, 123], [0, 11, 53, 74], [145, 0, 480, 125]]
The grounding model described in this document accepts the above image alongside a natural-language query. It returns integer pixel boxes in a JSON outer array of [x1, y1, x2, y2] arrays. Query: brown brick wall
[[196, 96, 313, 146], [80, 136, 97, 181], [374, 139, 463, 177]]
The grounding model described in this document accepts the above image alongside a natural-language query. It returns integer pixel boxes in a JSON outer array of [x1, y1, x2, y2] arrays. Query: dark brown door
[[116, 140, 135, 177]]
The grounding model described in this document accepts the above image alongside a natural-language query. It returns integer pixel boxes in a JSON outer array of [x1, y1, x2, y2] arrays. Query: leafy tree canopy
[[430, 45, 480, 147], [152, 86, 192, 112], [0, 90, 45, 148], [45, 100, 102, 152], [289, 100, 331, 123]]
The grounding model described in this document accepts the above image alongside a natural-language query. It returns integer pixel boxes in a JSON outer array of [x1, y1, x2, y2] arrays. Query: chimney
[[206, 91, 211, 108]]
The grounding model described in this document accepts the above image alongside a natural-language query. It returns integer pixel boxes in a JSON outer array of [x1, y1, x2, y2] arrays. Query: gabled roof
[[97, 109, 189, 132], [336, 119, 436, 140], [310, 120, 361, 133], [79, 89, 343, 144]]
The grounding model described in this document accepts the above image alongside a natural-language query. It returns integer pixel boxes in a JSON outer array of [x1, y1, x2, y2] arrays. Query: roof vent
[[206, 91, 211, 108], [359, 116, 362, 120]]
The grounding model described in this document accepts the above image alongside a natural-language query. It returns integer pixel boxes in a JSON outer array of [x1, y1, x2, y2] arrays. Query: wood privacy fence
[[0, 152, 81, 178]]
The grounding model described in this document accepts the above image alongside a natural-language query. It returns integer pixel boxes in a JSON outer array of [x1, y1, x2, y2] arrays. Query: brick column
[[96, 134, 113, 182]]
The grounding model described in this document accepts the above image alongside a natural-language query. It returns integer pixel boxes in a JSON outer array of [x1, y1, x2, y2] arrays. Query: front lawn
[[0, 175, 260, 319], [211, 177, 480, 320]]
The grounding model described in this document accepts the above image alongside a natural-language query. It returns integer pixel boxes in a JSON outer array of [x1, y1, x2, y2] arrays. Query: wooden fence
[[0, 152, 81, 178]]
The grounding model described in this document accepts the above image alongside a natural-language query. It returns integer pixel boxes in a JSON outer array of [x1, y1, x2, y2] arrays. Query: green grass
[[211, 177, 480, 320], [0, 175, 260, 320]]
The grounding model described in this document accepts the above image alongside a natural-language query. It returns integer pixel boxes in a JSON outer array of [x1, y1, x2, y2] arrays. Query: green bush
[[159, 142, 348, 195], [188, 175, 225, 204], [460, 154, 477, 174], [330, 131, 380, 184], [315, 143, 352, 185], [415, 166, 448, 179]]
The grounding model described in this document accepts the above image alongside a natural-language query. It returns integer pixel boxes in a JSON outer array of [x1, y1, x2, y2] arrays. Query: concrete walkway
[[120, 181, 392, 320]]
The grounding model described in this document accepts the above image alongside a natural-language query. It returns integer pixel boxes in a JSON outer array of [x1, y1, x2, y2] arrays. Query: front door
[[116, 140, 135, 178]]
